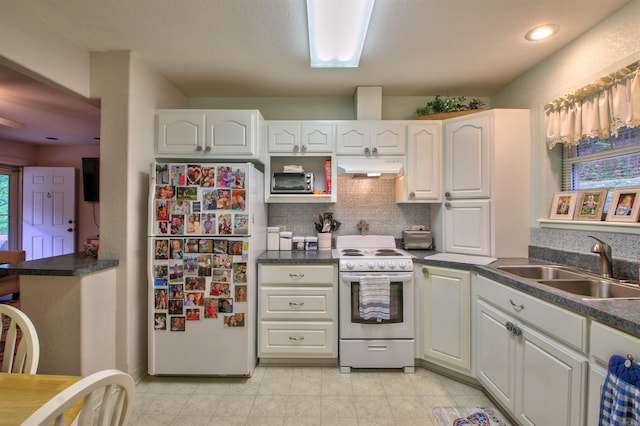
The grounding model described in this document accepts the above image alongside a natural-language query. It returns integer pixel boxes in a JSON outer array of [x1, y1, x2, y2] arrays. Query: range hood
[[337, 157, 404, 177]]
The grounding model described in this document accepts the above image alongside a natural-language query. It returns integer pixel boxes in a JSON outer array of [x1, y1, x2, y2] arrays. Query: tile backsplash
[[268, 176, 431, 240]]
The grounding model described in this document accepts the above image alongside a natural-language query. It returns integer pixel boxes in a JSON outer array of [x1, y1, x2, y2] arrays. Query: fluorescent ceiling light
[[307, 0, 375, 68], [525, 24, 558, 41]]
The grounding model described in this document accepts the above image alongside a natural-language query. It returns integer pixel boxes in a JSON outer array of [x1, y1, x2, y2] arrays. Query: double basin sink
[[496, 264, 640, 300]]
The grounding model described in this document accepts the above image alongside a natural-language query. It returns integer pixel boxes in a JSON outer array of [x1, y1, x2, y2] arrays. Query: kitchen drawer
[[590, 321, 640, 367], [259, 321, 336, 358], [475, 275, 587, 352], [259, 264, 336, 285], [260, 287, 334, 320]]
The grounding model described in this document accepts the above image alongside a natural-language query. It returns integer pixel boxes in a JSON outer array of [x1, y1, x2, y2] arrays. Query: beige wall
[[0, 1, 91, 98], [491, 0, 640, 227]]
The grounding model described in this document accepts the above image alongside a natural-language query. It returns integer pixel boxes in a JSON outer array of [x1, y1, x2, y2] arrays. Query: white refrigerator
[[148, 162, 266, 376]]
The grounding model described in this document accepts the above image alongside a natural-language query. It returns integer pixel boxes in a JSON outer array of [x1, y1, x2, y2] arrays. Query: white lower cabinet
[[258, 264, 337, 359], [587, 321, 640, 425], [416, 266, 471, 374], [474, 275, 587, 426]]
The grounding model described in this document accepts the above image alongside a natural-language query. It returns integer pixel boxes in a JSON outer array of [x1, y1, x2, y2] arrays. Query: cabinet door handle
[[289, 302, 304, 307], [204, 146, 211, 152], [196, 146, 203, 151], [364, 147, 370, 154], [509, 299, 525, 311], [293, 144, 300, 152], [512, 326, 523, 336], [289, 273, 305, 279], [444, 202, 452, 209], [421, 267, 428, 274], [289, 336, 304, 342], [410, 192, 416, 198], [444, 191, 451, 199], [301, 145, 307, 152], [372, 147, 378, 154]]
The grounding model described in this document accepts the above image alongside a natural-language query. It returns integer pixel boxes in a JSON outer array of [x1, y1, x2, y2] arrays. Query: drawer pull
[[289, 336, 304, 342], [367, 345, 388, 351], [289, 302, 305, 307], [509, 299, 525, 311], [289, 273, 305, 279]]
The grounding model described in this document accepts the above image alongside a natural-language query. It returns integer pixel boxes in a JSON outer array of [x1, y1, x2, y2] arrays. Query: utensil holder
[[318, 232, 332, 250]]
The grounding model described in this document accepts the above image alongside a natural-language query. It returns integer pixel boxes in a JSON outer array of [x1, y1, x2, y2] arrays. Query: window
[[0, 166, 20, 250], [563, 126, 640, 210]]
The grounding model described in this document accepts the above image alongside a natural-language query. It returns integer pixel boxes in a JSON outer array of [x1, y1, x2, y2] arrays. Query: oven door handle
[[341, 273, 414, 282]]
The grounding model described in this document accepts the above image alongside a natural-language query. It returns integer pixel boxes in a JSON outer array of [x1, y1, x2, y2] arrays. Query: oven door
[[339, 272, 414, 339]]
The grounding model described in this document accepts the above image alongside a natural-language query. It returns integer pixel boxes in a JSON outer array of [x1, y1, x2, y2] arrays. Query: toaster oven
[[271, 172, 315, 193]]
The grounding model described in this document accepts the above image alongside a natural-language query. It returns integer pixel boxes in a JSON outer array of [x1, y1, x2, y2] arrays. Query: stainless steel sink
[[496, 265, 586, 280], [496, 264, 640, 299], [537, 279, 640, 299]]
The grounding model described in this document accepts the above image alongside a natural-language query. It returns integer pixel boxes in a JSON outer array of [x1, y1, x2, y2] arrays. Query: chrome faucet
[[588, 236, 613, 278]]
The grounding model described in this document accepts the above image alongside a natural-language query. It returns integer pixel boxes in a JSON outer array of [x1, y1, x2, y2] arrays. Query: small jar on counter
[[305, 236, 318, 251], [279, 231, 293, 251], [267, 227, 280, 250], [293, 236, 305, 251]]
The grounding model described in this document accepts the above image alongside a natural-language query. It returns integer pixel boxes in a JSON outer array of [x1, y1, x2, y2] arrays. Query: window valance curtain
[[544, 61, 640, 149]]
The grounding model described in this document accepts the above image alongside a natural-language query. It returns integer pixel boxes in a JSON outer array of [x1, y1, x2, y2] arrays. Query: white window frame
[[0, 165, 22, 250], [540, 128, 640, 235]]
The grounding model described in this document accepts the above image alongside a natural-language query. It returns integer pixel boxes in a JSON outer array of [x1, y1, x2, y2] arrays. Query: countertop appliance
[[335, 235, 415, 373], [402, 230, 433, 250], [271, 172, 314, 193], [148, 162, 266, 376]]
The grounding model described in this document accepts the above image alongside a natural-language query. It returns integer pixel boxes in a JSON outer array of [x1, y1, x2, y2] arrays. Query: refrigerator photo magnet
[[204, 298, 218, 318]]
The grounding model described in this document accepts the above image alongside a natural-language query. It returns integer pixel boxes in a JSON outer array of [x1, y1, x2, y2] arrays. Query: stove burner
[[342, 253, 364, 256], [375, 252, 402, 256], [342, 249, 361, 253]]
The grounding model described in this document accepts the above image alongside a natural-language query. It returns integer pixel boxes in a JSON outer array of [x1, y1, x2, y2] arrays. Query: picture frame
[[549, 191, 578, 220], [574, 189, 608, 221], [605, 187, 640, 222]]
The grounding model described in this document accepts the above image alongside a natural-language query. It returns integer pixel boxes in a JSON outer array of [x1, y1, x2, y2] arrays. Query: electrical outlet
[[411, 224, 425, 231]]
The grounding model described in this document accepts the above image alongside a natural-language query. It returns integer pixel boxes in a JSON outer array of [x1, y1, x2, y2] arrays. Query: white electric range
[[334, 235, 415, 373]]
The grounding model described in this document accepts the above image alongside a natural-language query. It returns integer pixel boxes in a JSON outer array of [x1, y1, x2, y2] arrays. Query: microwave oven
[[271, 172, 315, 193]]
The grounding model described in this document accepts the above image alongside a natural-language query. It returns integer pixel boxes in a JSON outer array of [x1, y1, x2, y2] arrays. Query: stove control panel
[[340, 258, 413, 272]]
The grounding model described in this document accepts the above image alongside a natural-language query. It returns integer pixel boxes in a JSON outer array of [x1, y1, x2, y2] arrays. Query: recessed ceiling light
[[525, 24, 558, 41]]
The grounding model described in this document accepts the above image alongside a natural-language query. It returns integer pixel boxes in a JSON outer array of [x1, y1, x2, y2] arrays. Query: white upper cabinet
[[267, 122, 334, 153], [396, 122, 442, 202], [444, 115, 490, 199], [156, 110, 206, 155], [336, 122, 406, 156], [156, 110, 263, 159], [435, 109, 531, 257]]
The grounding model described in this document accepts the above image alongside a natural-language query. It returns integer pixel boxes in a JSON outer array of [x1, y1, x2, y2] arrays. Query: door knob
[[67, 228, 73, 232]]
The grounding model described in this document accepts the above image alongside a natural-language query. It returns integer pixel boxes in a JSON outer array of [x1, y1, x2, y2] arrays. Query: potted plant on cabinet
[[415, 96, 485, 120]]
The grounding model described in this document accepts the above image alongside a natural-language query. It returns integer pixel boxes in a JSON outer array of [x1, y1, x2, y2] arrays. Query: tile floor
[[130, 365, 502, 425]]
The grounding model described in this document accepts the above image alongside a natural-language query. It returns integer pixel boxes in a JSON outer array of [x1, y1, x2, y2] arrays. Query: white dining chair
[[0, 303, 40, 373], [23, 368, 136, 426]]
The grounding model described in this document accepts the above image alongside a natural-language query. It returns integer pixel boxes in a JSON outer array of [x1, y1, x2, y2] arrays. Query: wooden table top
[[0, 372, 83, 425]]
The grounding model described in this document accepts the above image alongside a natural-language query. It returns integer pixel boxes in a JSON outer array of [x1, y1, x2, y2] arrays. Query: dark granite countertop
[[257, 249, 337, 264], [258, 249, 640, 339], [0, 252, 118, 277]]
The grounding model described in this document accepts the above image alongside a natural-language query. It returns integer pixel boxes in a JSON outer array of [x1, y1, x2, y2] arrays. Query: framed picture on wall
[[549, 191, 578, 220], [574, 189, 608, 221], [605, 187, 640, 222]]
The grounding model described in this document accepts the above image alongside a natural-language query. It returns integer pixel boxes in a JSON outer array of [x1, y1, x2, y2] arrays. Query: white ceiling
[[0, 0, 631, 146]]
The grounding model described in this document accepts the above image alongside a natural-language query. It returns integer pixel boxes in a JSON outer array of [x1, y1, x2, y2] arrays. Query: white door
[[22, 167, 76, 260]]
